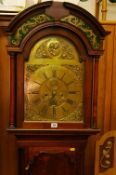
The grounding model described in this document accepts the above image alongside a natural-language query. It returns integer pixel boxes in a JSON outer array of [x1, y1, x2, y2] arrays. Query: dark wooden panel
[[0, 29, 10, 175], [20, 147, 79, 175], [0, 15, 15, 28], [0, 29, 17, 175]]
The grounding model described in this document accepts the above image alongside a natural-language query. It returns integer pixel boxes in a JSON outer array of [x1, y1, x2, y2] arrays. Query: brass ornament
[[61, 15, 101, 50], [10, 13, 101, 50], [10, 14, 54, 46], [34, 38, 74, 60]]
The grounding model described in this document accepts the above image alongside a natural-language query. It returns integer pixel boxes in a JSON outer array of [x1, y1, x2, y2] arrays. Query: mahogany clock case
[[6, 2, 108, 175]]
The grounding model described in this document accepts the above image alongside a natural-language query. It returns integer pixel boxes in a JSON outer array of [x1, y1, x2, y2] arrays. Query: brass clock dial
[[24, 35, 84, 122], [25, 65, 83, 121]]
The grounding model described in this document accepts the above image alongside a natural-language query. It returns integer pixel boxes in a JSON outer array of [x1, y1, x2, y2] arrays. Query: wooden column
[[9, 52, 17, 128]]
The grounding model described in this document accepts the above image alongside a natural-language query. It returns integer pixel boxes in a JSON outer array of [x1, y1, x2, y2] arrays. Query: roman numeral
[[27, 91, 39, 94], [66, 80, 75, 86], [68, 91, 77, 94], [66, 98, 75, 105], [31, 80, 41, 85]]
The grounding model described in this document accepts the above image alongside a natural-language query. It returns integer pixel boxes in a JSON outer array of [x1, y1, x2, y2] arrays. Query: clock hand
[[50, 90, 57, 106], [26, 90, 39, 94], [52, 105, 56, 118], [31, 80, 41, 85], [68, 91, 80, 94], [49, 89, 57, 118]]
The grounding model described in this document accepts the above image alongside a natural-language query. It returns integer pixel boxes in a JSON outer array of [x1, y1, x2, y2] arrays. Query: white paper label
[[51, 123, 58, 128]]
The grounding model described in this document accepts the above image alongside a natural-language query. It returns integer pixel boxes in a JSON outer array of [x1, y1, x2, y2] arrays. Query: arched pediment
[[7, 1, 108, 57]]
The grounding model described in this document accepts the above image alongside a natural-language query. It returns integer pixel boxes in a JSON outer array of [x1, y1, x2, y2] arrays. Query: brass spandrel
[[24, 36, 84, 122], [29, 36, 79, 64]]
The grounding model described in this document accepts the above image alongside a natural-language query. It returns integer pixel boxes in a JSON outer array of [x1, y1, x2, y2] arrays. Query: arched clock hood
[[6, 1, 108, 60], [6, 1, 109, 130]]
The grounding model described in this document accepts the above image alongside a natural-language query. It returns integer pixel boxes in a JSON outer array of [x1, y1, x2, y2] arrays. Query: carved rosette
[[99, 137, 114, 172]]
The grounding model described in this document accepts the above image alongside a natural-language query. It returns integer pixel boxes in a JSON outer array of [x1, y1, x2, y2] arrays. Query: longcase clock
[[6, 1, 108, 175]]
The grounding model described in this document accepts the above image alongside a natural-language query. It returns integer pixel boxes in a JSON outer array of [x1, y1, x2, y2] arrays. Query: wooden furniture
[[6, 1, 108, 175], [95, 130, 116, 175]]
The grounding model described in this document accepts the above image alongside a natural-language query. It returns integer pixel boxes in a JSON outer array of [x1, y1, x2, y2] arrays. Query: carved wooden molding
[[0, 14, 15, 28], [99, 137, 114, 172], [10, 14, 54, 46], [25, 151, 77, 172], [6, 1, 109, 57], [95, 130, 116, 175]]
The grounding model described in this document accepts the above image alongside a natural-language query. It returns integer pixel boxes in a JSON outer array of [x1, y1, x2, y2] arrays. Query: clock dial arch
[[24, 36, 84, 122]]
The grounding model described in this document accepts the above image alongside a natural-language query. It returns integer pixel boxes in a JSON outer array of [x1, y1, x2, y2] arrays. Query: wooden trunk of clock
[[16, 130, 95, 175], [6, 1, 108, 175]]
